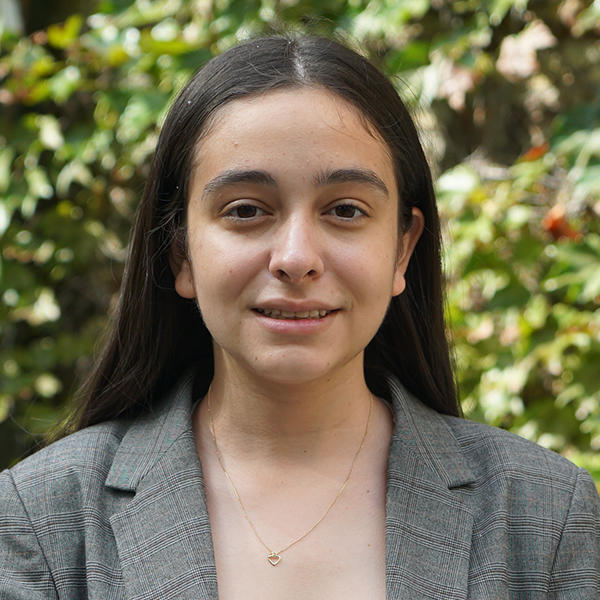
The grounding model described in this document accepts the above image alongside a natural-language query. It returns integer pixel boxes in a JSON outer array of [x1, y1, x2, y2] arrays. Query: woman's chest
[[207, 473, 388, 600]]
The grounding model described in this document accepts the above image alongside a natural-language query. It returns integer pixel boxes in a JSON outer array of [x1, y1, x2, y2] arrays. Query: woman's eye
[[225, 204, 265, 219], [329, 204, 365, 219]]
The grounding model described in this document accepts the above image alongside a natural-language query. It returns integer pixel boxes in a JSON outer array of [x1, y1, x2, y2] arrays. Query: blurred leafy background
[[1, 0, 599, 483]]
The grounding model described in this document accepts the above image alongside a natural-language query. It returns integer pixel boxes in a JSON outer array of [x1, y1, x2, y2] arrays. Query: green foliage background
[[1, 0, 599, 482]]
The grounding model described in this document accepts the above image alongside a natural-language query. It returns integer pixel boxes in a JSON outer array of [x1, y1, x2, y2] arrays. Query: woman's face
[[173, 87, 422, 386]]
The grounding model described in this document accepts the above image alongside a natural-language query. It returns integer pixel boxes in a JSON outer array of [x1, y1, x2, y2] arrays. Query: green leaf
[[0, 202, 11, 237], [116, 91, 169, 143], [56, 162, 94, 197], [37, 115, 64, 150], [385, 42, 431, 73], [25, 167, 53, 200], [47, 15, 84, 49], [0, 147, 15, 194], [48, 66, 82, 103]]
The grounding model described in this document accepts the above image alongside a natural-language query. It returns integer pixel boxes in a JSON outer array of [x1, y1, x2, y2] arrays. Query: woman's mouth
[[253, 308, 335, 320]]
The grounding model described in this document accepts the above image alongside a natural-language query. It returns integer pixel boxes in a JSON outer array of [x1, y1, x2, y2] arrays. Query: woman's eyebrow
[[314, 168, 389, 197], [201, 167, 389, 197], [203, 169, 277, 196]]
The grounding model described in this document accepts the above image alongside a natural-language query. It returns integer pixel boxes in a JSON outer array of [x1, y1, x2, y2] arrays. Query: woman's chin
[[248, 362, 334, 387], [235, 350, 363, 390], [213, 342, 364, 388]]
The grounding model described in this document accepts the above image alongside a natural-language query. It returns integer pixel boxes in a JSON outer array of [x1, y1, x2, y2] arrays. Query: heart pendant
[[267, 552, 281, 566]]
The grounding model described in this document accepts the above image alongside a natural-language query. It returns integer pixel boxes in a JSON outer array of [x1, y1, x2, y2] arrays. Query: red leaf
[[522, 142, 550, 162], [542, 205, 581, 241]]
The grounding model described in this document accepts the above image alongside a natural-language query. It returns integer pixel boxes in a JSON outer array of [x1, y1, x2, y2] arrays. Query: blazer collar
[[106, 372, 218, 599], [106, 373, 475, 599], [384, 376, 475, 598], [105, 371, 198, 492], [386, 376, 475, 489]]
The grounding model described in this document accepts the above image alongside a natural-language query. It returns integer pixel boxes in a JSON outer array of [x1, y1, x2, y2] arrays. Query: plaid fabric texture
[[1, 372, 598, 599]]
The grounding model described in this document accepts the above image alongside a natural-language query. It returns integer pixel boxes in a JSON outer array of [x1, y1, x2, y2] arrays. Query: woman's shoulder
[[441, 414, 600, 530], [2, 370, 195, 511], [387, 376, 598, 504], [440, 415, 599, 595], [444, 413, 588, 487], [2, 419, 129, 508], [0, 420, 138, 596]]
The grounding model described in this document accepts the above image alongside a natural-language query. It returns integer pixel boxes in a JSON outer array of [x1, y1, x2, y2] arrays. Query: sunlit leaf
[[47, 15, 84, 49]]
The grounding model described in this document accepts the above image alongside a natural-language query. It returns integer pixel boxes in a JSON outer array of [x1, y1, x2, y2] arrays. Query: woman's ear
[[169, 243, 196, 299], [392, 207, 425, 296]]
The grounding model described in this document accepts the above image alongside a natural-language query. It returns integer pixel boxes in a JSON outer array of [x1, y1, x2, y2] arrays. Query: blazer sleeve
[[549, 467, 600, 598], [0, 469, 58, 600]]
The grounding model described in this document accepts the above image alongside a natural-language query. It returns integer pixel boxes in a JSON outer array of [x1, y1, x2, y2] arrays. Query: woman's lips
[[253, 308, 335, 320], [252, 307, 339, 333]]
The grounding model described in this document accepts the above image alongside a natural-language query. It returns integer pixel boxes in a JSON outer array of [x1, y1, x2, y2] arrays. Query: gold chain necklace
[[206, 388, 373, 566]]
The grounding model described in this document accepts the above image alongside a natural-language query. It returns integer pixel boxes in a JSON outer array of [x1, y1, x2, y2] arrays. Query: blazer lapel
[[105, 373, 218, 600], [385, 378, 476, 600]]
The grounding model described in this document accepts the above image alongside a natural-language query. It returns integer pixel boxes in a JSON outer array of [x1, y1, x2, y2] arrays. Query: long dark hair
[[65, 34, 459, 433]]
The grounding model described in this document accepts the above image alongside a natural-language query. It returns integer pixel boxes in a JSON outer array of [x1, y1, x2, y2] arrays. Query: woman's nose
[[268, 215, 324, 283]]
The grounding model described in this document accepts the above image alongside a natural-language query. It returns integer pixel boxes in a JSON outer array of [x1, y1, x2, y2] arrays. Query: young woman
[[1, 35, 598, 599]]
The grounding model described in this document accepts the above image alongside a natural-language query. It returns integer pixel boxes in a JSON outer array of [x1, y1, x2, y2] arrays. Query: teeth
[[257, 308, 333, 319]]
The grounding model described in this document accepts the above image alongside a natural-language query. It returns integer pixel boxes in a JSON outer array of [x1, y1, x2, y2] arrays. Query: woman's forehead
[[190, 87, 396, 188]]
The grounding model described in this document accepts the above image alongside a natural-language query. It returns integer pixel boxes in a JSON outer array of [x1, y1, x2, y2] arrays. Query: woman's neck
[[194, 356, 375, 465]]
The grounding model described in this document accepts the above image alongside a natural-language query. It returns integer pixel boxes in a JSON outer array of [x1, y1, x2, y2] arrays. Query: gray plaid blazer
[[1, 372, 599, 599]]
